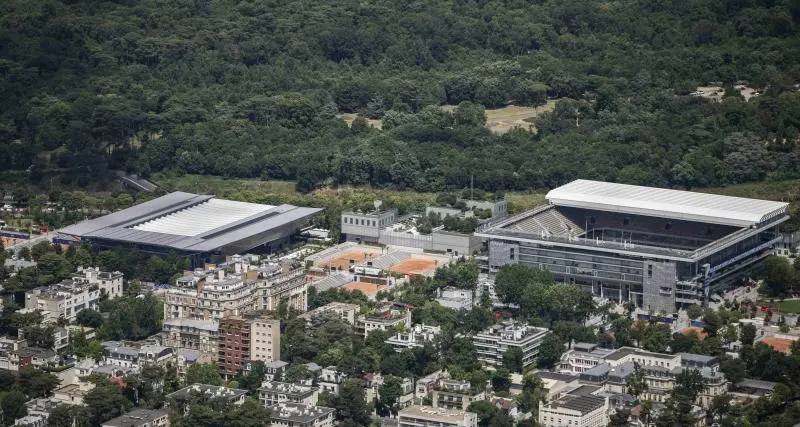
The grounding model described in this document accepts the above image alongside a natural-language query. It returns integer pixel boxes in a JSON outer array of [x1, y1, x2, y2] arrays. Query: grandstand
[[59, 192, 322, 266], [476, 180, 789, 312]]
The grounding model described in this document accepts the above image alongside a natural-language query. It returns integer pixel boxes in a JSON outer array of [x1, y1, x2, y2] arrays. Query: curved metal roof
[[546, 180, 789, 227]]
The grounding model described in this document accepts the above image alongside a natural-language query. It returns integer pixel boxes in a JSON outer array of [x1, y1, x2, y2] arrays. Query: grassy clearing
[[699, 179, 800, 203], [766, 299, 800, 314]]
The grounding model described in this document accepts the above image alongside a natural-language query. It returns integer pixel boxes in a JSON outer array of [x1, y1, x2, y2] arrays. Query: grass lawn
[[766, 299, 800, 314]]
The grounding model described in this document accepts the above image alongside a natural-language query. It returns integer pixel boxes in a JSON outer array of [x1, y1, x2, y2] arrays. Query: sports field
[[343, 281, 386, 297], [318, 249, 382, 270], [390, 258, 441, 275], [768, 299, 800, 314]]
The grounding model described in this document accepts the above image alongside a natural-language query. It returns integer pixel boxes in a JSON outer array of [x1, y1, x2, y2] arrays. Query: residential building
[[258, 381, 319, 407], [71, 266, 124, 300], [415, 371, 445, 399], [166, 384, 248, 410], [476, 179, 789, 310], [359, 303, 412, 338], [217, 314, 280, 377], [25, 282, 102, 323], [318, 366, 347, 395], [53, 383, 94, 406], [398, 405, 478, 427], [297, 302, 360, 326], [431, 379, 485, 411], [268, 403, 335, 427], [538, 394, 609, 427], [386, 324, 441, 351], [563, 346, 728, 407], [102, 341, 173, 370], [264, 360, 290, 381], [162, 318, 219, 361], [102, 409, 170, 427], [255, 260, 308, 312], [472, 320, 551, 368], [435, 287, 473, 311]]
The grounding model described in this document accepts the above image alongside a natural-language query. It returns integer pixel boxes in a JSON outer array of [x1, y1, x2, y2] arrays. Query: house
[[431, 379, 485, 411], [267, 403, 335, 427], [385, 324, 441, 352], [264, 360, 290, 381], [259, 381, 318, 407], [318, 367, 347, 395]]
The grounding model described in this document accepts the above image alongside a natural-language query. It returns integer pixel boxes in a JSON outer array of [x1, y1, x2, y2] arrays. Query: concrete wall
[[642, 261, 677, 313], [432, 231, 480, 256]]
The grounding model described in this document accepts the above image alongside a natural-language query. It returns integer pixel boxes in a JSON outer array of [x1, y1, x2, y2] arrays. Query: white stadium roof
[[546, 180, 789, 227], [132, 199, 274, 237]]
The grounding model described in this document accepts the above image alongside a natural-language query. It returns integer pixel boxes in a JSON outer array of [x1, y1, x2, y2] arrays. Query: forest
[[1, 0, 799, 193]]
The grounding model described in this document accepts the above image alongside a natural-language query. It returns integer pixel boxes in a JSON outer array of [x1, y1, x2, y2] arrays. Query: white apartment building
[[102, 342, 173, 370], [318, 366, 347, 395], [71, 267, 124, 300], [360, 305, 412, 338], [398, 405, 478, 427], [386, 324, 441, 351], [435, 287, 474, 311], [268, 403, 335, 427], [25, 282, 102, 323], [258, 381, 319, 407], [256, 261, 308, 312], [538, 395, 608, 427], [473, 320, 551, 368]]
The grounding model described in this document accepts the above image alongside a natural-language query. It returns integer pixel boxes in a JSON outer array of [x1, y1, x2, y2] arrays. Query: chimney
[[234, 262, 242, 275], [218, 270, 224, 280]]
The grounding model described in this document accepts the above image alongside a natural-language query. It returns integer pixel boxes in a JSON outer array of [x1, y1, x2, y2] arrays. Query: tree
[[0, 390, 28, 425], [76, 309, 104, 328], [608, 408, 631, 426], [494, 264, 552, 305], [491, 367, 511, 392], [686, 304, 703, 320], [502, 347, 524, 373], [467, 400, 513, 427], [626, 362, 648, 403], [672, 369, 706, 404], [761, 256, 795, 296], [46, 404, 84, 427], [377, 376, 402, 416], [84, 385, 129, 426], [536, 334, 565, 369], [702, 311, 722, 336], [17, 366, 59, 398], [185, 363, 223, 386], [328, 379, 371, 425], [740, 323, 756, 346]]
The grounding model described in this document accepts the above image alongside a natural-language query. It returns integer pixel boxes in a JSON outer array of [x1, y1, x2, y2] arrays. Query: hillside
[[1, 0, 799, 194]]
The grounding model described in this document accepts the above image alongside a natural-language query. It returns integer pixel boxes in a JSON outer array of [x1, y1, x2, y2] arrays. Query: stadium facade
[[475, 180, 789, 312], [59, 192, 322, 265]]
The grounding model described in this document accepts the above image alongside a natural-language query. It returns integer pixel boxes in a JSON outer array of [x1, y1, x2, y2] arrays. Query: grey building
[[473, 320, 551, 368], [341, 209, 397, 243], [476, 180, 789, 311], [102, 409, 170, 427]]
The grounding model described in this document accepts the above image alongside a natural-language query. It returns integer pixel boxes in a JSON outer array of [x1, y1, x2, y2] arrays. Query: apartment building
[[258, 381, 319, 407], [398, 405, 478, 427], [562, 344, 728, 407], [72, 266, 124, 300], [217, 315, 280, 377], [256, 261, 308, 312], [431, 379, 485, 411], [359, 303, 412, 338], [297, 302, 360, 326], [319, 366, 347, 395], [102, 409, 170, 427], [473, 320, 551, 368], [385, 324, 441, 351], [102, 341, 173, 370], [25, 282, 101, 323], [161, 318, 219, 361], [268, 403, 335, 427]]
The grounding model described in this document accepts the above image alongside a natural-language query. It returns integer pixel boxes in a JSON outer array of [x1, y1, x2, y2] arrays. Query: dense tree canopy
[[1, 0, 799, 194]]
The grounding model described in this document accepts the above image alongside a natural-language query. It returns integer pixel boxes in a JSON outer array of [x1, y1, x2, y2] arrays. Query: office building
[[476, 180, 789, 310]]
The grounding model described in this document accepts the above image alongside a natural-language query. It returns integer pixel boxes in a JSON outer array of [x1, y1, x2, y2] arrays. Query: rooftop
[[166, 383, 248, 401], [546, 179, 788, 227], [736, 378, 777, 391], [259, 381, 316, 395], [59, 192, 322, 253], [102, 409, 169, 427], [604, 347, 678, 361], [546, 395, 607, 415], [268, 402, 335, 422], [399, 405, 475, 422], [162, 318, 219, 332]]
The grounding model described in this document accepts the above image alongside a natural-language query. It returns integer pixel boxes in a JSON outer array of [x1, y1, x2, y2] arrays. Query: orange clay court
[[319, 250, 381, 270], [759, 336, 796, 354], [343, 282, 386, 297], [390, 258, 440, 274]]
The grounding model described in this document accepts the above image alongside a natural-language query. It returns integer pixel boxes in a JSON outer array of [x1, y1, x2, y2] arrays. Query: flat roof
[[399, 405, 474, 422], [546, 180, 788, 227], [548, 395, 606, 415], [102, 409, 169, 427], [59, 192, 322, 254]]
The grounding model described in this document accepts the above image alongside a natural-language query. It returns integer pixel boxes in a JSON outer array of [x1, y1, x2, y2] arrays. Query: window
[[510, 247, 515, 260]]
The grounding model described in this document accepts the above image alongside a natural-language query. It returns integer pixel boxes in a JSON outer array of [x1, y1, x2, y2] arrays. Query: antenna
[[470, 174, 474, 201]]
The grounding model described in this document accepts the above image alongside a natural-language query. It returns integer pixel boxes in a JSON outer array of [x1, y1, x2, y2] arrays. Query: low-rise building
[[319, 366, 347, 395], [297, 302, 360, 326], [538, 394, 609, 427], [386, 324, 441, 351], [263, 360, 290, 381], [431, 379, 485, 411], [53, 383, 94, 406], [166, 384, 248, 412], [473, 320, 551, 368], [398, 405, 478, 427], [359, 304, 412, 338], [72, 266, 124, 300], [102, 341, 173, 370], [435, 287, 473, 311], [268, 403, 335, 427], [259, 381, 319, 407], [102, 409, 170, 427]]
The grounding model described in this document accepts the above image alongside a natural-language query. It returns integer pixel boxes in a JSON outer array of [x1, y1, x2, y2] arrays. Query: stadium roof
[[59, 192, 322, 253], [546, 180, 789, 227]]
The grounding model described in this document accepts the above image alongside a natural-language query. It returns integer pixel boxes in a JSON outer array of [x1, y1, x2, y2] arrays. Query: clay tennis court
[[390, 258, 441, 275], [759, 336, 795, 354], [1, 237, 24, 248], [343, 281, 386, 298], [319, 250, 381, 270]]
